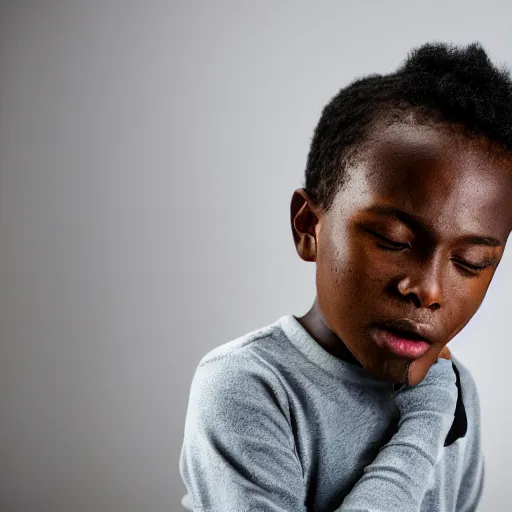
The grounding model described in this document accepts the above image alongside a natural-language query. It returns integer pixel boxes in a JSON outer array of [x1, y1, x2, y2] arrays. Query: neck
[[295, 298, 363, 368]]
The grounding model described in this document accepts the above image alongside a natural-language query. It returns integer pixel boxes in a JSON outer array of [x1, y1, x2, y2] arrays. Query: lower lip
[[372, 328, 431, 359]]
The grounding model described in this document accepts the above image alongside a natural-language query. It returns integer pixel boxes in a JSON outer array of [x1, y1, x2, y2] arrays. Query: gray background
[[1, 1, 511, 511]]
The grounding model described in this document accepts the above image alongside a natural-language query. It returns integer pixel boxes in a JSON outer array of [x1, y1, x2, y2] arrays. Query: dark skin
[[291, 120, 512, 387]]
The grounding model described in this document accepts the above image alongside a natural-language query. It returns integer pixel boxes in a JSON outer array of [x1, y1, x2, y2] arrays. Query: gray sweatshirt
[[179, 314, 484, 511]]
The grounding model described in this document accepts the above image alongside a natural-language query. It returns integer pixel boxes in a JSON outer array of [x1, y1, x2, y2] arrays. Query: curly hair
[[304, 42, 512, 211]]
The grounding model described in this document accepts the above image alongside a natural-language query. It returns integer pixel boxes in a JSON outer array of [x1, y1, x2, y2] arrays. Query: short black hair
[[304, 42, 512, 211]]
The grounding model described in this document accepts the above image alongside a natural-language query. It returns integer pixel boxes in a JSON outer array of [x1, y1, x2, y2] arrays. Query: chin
[[364, 356, 409, 384]]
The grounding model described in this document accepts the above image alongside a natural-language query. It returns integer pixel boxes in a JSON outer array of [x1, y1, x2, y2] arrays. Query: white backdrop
[[1, 1, 511, 510]]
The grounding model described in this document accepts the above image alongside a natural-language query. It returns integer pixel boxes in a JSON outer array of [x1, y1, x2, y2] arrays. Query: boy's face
[[292, 121, 512, 385]]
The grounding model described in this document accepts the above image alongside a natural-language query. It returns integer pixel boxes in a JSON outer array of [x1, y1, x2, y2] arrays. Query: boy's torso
[[180, 315, 481, 511]]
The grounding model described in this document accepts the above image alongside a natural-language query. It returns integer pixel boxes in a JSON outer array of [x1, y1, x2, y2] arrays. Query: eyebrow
[[366, 205, 504, 247]]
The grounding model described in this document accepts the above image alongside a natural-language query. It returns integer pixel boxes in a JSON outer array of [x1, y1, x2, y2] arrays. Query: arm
[[455, 373, 485, 512], [179, 356, 308, 511], [456, 453, 484, 512], [338, 357, 458, 511], [180, 356, 457, 511]]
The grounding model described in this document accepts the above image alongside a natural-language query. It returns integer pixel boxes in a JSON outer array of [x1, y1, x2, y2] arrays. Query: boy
[[179, 42, 512, 511]]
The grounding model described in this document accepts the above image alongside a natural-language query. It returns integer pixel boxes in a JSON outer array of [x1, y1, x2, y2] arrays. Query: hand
[[406, 344, 451, 386], [395, 357, 458, 417]]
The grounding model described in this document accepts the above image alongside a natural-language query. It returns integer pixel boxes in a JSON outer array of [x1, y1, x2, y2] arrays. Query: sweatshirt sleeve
[[455, 367, 485, 512], [337, 358, 457, 512], [179, 354, 308, 511], [336, 407, 454, 511], [456, 454, 484, 512]]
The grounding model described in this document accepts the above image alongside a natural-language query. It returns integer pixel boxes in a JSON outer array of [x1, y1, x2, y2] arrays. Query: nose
[[396, 259, 445, 310]]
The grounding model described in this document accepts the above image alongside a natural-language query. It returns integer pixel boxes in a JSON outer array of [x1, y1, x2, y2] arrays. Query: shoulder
[[186, 320, 294, 424], [451, 354, 481, 417], [197, 321, 279, 369], [449, 356, 485, 508], [449, 354, 483, 456]]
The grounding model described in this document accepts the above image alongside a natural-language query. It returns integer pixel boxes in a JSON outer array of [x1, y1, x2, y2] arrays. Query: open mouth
[[382, 326, 427, 342], [370, 325, 431, 359]]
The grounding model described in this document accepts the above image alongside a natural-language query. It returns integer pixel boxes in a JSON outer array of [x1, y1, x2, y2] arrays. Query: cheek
[[315, 234, 382, 335], [315, 231, 374, 296], [445, 277, 490, 331]]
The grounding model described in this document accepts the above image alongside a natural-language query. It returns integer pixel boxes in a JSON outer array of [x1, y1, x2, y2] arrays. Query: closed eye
[[367, 230, 412, 251], [451, 258, 496, 275], [371, 232, 497, 274]]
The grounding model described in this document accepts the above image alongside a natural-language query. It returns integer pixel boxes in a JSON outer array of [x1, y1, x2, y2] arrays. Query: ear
[[290, 188, 319, 262]]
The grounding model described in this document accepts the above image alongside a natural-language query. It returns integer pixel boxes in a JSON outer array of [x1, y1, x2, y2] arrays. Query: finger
[[407, 349, 441, 386], [438, 346, 452, 360]]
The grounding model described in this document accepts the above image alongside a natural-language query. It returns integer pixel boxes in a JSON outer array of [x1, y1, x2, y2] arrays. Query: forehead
[[338, 122, 512, 241]]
